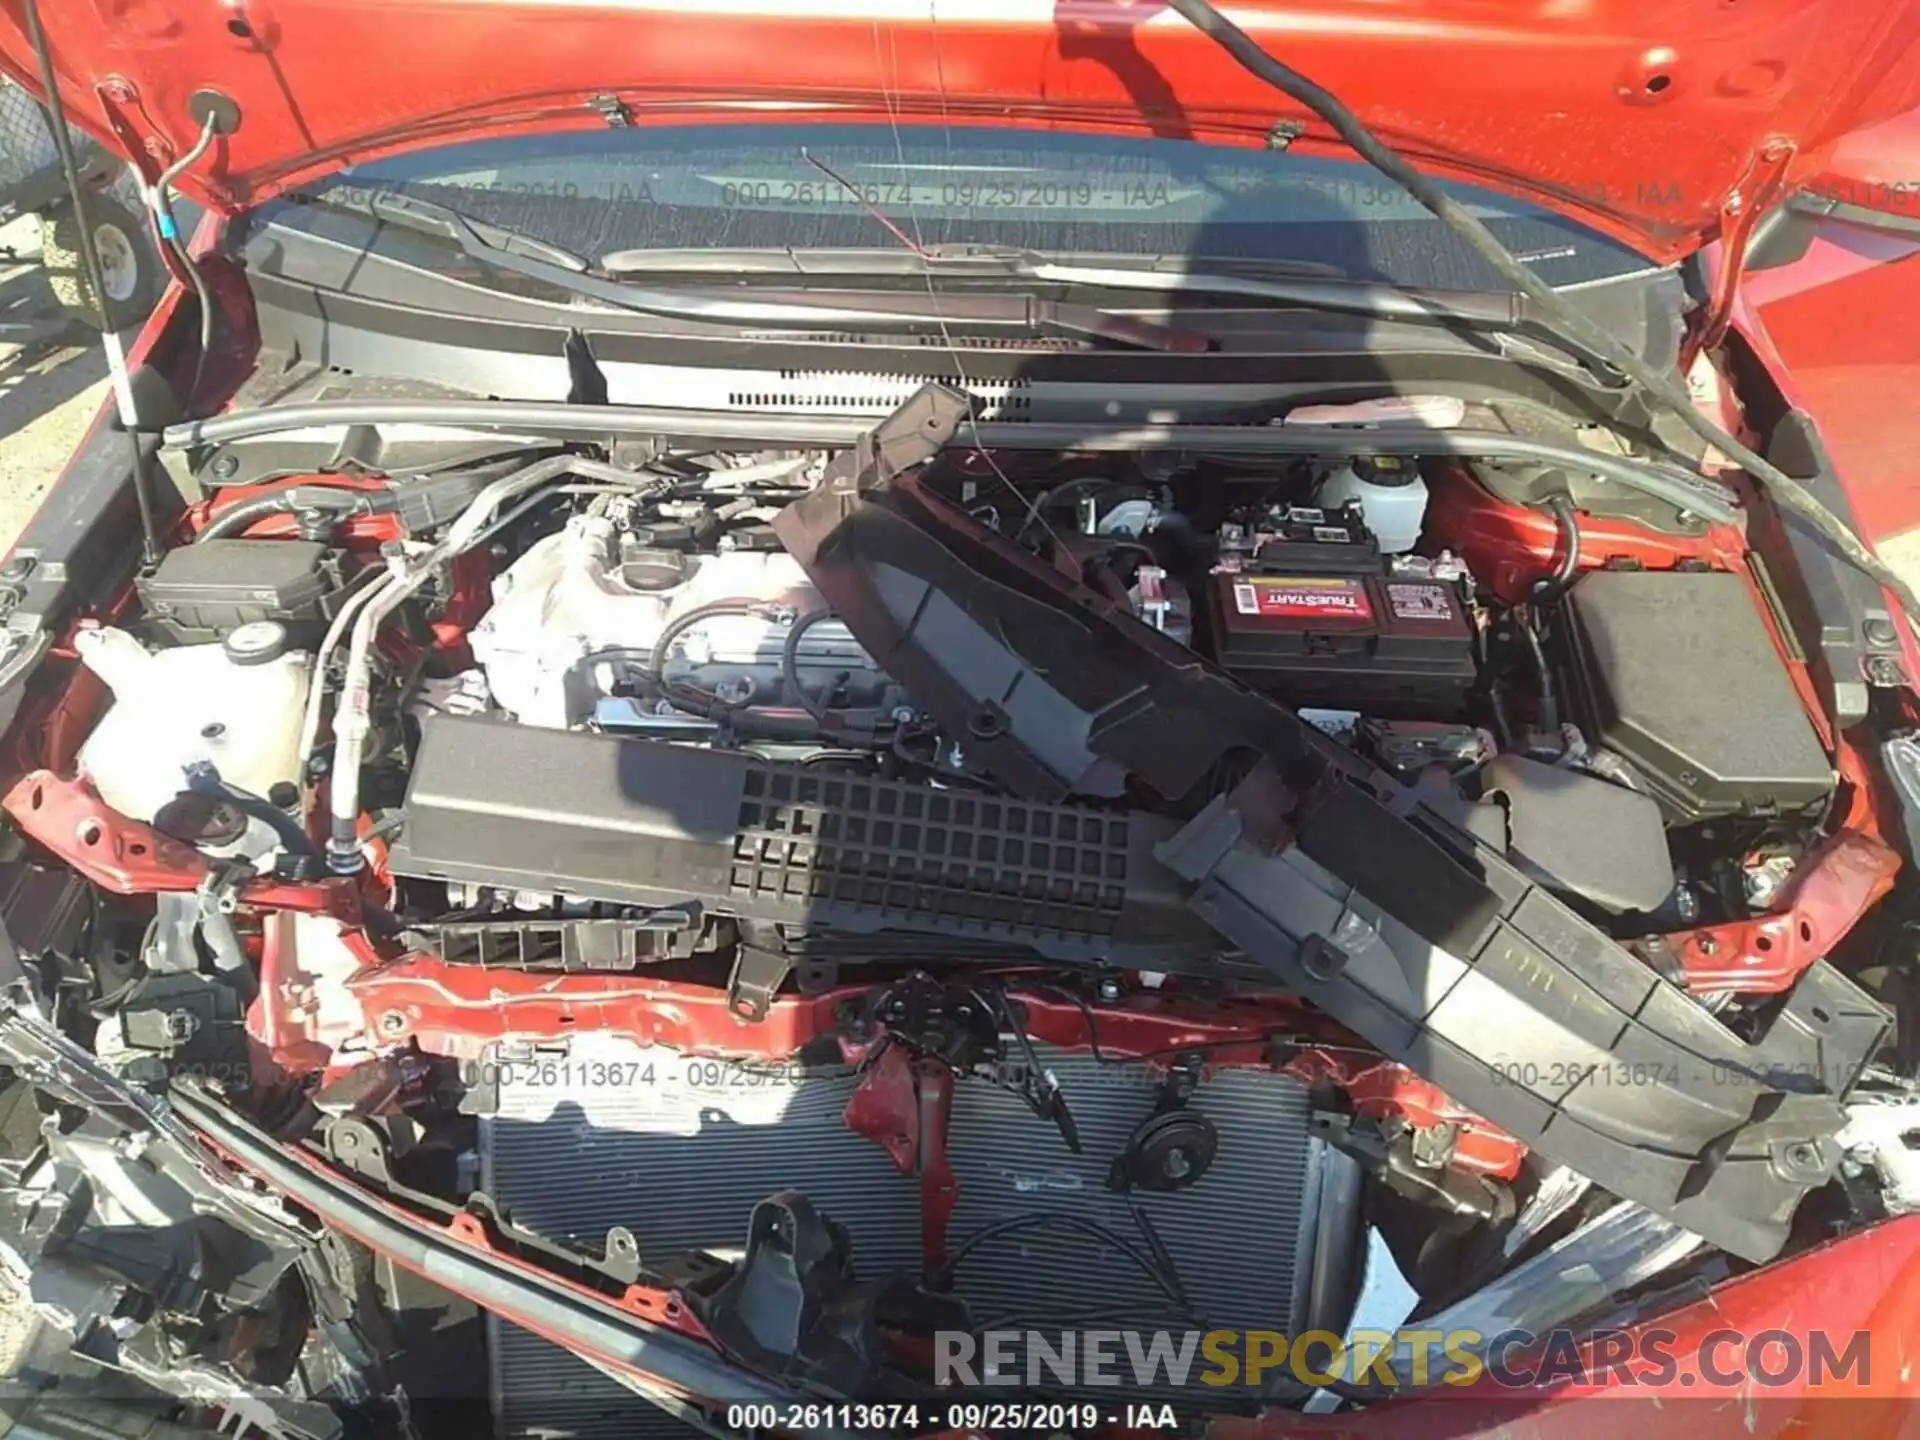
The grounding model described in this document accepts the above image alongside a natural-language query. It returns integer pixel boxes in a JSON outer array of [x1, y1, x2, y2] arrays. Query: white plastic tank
[[1318, 457, 1429, 554], [74, 624, 312, 840]]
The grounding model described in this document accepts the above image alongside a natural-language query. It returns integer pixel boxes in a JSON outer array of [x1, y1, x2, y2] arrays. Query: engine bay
[[384, 412, 1843, 953], [0, 383, 1911, 1438]]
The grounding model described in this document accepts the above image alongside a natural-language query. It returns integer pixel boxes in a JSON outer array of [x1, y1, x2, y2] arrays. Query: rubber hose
[[781, 607, 845, 720], [1532, 495, 1583, 602], [196, 486, 387, 542], [646, 600, 770, 709]]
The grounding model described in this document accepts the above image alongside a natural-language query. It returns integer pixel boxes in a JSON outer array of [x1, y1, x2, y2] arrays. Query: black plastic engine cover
[[389, 715, 1219, 970], [1157, 764, 1886, 1263], [771, 387, 1344, 804], [767, 385, 1888, 1262]]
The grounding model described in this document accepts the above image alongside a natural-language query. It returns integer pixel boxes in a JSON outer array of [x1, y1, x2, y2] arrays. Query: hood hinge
[[1686, 139, 1797, 366], [1265, 119, 1306, 151], [588, 93, 632, 128], [94, 77, 240, 211], [93, 77, 169, 187]]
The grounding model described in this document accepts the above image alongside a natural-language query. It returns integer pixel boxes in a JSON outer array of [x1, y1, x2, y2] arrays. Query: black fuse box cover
[[137, 539, 342, 643], [1210, 567, 1477, 717], [1556, 568, 1834, 822]]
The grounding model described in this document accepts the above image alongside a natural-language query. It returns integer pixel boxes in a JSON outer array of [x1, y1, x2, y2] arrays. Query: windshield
[[279, 122, 1655, 292]]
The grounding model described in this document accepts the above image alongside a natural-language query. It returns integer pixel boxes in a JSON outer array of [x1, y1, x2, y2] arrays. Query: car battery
[[1209, 507, 1477, 717]]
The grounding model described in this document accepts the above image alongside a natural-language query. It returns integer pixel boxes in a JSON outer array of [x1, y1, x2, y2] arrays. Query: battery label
[[1233, 576, 1373, 619], [1385, 581, 1458, 621]]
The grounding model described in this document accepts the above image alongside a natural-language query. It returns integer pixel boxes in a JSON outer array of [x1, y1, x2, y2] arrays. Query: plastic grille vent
[[907, 335, 1082, 352], [726, 371, 1032, 417], [407, 916, 705, 971], [732, 767, 1127, 937], [744, 334, 1081, 353]]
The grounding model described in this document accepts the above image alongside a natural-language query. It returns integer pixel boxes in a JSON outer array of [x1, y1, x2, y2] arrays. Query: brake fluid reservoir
[[1318, 456, 1429, 554], [74, 624, 311, 828]]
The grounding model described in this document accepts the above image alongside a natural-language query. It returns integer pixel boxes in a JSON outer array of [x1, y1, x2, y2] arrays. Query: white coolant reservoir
[[1318, 456, 1429, 554], [74, 624, 312, 833]]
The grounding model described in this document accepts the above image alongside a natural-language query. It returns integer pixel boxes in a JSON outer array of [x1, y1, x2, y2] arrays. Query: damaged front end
[[0, 375, 1912, 1437]]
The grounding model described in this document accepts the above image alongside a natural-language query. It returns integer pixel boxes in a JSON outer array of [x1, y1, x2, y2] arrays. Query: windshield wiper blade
[[1023, 262, 1622, 373], [599, 244, 1031, 274], [324, 191, 1212, 353], [654, 285, 1213, 352], [600, 244, 1346, 281], [1025, 261, 1536, 326], [603, 243, 1588, 348]]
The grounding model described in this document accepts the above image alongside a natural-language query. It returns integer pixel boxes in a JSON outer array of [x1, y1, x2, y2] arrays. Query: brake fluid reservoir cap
[[224, 620, 290, 667]]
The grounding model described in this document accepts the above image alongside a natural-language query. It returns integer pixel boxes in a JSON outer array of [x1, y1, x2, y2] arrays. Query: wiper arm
[[1025, 262, 1621, 373], [1165, 0, 1920, 622], [324, 191, 1212, 353], [600, 244, 1345, 281], [365, 188, 594, 271], [600, 244, 1514, 321], [1026, 262, 1538, 326], [600, 244, 1035, 275], [603, 243, 1599, 363]]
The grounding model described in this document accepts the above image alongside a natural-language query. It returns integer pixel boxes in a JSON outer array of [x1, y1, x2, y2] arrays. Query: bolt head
[[1867, 653, 1910, 686]]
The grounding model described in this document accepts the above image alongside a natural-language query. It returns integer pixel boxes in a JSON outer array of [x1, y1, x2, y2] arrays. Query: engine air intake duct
[[389, 715, 1216, 968]]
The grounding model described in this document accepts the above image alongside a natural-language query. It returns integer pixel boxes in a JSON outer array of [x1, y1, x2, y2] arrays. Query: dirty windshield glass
[[284, 122, 1654, 290]]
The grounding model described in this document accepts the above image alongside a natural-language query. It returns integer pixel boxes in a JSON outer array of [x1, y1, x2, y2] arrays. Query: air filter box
[[389, 715, 1221, 971]]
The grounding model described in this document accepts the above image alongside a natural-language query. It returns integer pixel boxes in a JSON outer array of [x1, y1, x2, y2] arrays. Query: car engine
[[0, 387, 1905, 1440]]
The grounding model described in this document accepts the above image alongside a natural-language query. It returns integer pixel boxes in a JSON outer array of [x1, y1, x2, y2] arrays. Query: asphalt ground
[[0, 212, 109, 546]]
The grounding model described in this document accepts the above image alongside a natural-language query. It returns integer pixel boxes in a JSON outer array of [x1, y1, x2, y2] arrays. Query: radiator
[[480, 1038, 1326, 1439]]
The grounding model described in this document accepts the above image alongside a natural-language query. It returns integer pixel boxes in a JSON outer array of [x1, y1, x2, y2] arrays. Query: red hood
[[3, 0, 1919, 261]]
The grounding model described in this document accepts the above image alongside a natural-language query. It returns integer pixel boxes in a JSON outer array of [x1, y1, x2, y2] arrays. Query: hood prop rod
[[1164, 0, 1920, 627], [22, 0, 162, 565]]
